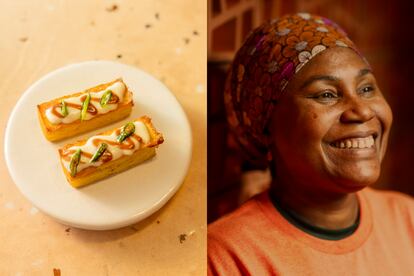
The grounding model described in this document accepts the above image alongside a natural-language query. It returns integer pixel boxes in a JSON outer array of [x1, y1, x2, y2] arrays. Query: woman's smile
[[331, 135, 375, 148], [325, 130, 379, 158], [325, 134, 378, 159]]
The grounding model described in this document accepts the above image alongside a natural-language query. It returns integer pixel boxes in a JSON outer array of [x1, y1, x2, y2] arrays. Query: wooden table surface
[[0, 1, 206, 275]]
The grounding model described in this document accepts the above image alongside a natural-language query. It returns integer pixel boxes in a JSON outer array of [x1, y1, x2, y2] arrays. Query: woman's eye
[[359, 85, 375, 97], [311, 91, 338, 103], [361, 86, 373, 93], [320, 92, 336, 98], [307, 90, 339, 103]]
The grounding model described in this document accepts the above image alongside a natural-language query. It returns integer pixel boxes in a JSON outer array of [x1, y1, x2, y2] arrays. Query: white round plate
[[4, 61, 192, 230]]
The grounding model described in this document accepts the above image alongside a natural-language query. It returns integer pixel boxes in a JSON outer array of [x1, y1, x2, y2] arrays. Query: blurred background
[[208, 0, 414, 222]]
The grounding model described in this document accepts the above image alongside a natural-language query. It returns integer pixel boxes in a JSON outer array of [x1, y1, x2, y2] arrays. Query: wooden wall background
[[208, 0, 414, 222]]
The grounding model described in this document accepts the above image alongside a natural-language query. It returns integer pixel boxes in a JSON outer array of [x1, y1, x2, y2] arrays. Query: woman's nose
[[340, 97, 375, 123]]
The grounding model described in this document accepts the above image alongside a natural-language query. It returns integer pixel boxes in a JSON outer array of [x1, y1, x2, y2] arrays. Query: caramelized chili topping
[[70, 149, 82, 177], [61, 100, 68, 117], [80, 93, 91, 121], [117, 122, 135, 143], [90, 143, 108, 163], [100, 90, 112, 107]]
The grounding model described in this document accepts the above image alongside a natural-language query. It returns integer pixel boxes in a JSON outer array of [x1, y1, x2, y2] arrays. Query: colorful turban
[[224, 13, 362, 168]]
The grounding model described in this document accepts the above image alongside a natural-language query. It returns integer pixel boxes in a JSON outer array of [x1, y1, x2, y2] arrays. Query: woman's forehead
[[289, 47, 371, 87]]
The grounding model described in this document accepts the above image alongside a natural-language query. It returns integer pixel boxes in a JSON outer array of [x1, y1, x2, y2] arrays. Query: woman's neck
[[269, 181, 359, 230]]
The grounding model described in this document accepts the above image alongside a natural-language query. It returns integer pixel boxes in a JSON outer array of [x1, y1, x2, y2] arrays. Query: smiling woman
[[271, 47, 393, 197], [208, 13, 414, 275]]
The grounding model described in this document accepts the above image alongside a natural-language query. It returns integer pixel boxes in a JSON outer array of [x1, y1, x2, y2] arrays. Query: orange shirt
[[208, 188, 414, 276]]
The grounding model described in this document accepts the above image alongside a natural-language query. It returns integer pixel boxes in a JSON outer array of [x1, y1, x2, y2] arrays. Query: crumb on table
[[179, 233, 187, 243], [106, 4, 118, 12]]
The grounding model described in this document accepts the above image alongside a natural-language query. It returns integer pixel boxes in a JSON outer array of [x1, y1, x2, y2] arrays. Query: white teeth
[[367, 136, 374, 147], [358, 139, 365, 149], [333, 135, 375, 149], [352, 140, 358, 148]]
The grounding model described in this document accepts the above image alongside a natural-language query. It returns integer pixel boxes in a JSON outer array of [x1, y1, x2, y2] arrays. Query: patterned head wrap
[[225, 13, 362, 168]]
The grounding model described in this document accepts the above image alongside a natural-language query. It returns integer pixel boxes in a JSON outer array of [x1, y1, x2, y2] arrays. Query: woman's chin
[[328, 164, 380, 193], [335, 170, 379, 193]]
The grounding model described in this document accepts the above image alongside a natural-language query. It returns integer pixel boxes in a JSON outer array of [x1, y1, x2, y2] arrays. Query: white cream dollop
[[62, 121, 150, 174], [46, 81, 126, 124]]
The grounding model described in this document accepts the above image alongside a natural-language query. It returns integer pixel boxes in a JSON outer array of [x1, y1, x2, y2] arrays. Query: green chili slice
[[90, 143, 108, 163], [117, 122, 135, 143], [61, 100, 69, 117], [100, 90, 112, 107], [70, 148, 82, 177], [80, 93, 91, 121]]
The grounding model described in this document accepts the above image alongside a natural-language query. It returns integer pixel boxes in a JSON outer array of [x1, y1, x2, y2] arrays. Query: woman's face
[[269, 47, 393, 194]]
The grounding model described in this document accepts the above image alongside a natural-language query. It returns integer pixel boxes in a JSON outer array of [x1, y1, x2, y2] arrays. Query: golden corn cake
[[58, 116, 164, 188], [37, 78, 133, 141]]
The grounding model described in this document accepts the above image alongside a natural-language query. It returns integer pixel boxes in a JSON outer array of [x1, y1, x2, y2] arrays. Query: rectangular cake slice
[[58, 116, 164, 188], [37, 78, 133, 141]]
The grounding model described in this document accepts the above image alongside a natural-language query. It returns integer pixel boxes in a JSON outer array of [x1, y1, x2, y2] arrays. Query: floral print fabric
[[225, 13, 360, 167]]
